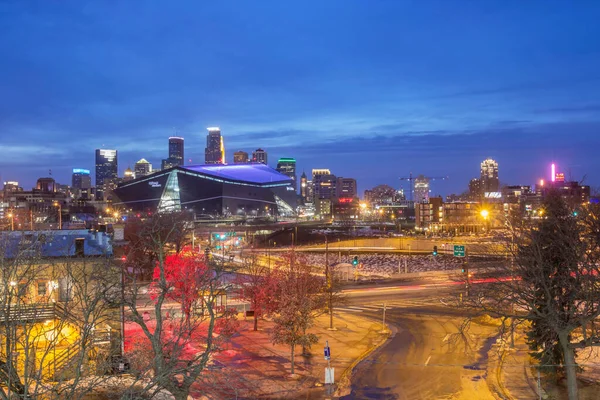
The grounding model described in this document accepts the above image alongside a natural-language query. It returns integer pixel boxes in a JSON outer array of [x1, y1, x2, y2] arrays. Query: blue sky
[[1, 1, 599, 196]]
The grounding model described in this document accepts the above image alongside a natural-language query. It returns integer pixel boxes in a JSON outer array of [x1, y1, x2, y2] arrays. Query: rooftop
[[183, 163, 292, 185]]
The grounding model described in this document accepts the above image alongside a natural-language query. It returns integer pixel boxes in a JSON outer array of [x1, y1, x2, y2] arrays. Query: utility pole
[[325, 234, 334, 330]]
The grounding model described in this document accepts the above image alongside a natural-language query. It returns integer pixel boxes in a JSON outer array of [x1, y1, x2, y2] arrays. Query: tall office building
[[413, 175, 430, 203], [300, 171, 308, 202], [336, 177, 357, 199], [161, 136, 185, 170], [134, 158, 152, 178], [205, 127, 225, 164], [276, 158, 297, 191], [234, 151, 249, 164], [95, 149, 118, 200], [72, 169, 92, 190], [252, 148, 268, 165], [169, 136, 184, 164], [480, 158, 499, 193], [312, 169, 336, 216]]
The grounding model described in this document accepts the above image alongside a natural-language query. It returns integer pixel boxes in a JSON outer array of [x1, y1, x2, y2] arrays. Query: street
[[336, 281, 501, 400]]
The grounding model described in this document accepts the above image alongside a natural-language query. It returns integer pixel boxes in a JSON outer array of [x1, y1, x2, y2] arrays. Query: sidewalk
[[202, 311, 390, 399]]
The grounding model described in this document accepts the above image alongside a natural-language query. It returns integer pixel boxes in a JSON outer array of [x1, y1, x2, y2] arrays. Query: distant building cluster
[[0, 126, 359, 224], [0, 125, 594, 230]]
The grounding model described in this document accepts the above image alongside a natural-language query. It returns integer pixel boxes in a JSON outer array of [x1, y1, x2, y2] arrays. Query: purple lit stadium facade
[[113, 164, 297, 217]]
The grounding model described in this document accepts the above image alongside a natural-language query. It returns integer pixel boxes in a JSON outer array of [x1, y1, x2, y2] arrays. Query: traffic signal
[[433, 246, 438, 256], [461, 267, 466, 273], [352, 256, 359, 266], [573, 211, 579, 217]]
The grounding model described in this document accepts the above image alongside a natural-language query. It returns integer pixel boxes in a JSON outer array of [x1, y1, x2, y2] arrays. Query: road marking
[[443, 334, 450, 342], [425, 356, 432, 366], [334, 307, 363, 313]]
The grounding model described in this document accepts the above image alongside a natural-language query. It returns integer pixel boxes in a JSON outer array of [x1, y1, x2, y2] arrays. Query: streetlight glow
[[480, 209, 489, 219]]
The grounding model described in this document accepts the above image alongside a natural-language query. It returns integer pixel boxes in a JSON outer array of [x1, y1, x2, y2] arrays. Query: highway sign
[[454, 245, 466, 257]]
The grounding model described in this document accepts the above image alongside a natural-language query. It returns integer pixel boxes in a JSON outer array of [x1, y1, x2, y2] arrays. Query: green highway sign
[[454, 245, 466, 257]]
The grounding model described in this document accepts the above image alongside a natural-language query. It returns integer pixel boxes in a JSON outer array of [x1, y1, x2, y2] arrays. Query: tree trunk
[[290, 345, 295, 375], [559, 331, 579, 400], [254, 314, 258, 331]]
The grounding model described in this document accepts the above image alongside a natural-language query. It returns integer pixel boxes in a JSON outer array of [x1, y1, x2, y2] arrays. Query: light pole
[[323, 233, 334, 330], [53, 202, 62, 229], [480, 209, 489, 235], [7, 212, 14, 231]]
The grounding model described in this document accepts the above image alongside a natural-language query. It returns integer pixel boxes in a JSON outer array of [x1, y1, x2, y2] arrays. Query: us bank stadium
[[113, 164, 297, 217]]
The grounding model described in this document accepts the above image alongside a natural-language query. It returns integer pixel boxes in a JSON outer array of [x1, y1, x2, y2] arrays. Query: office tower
[[252, 148, 268, 165], [234, 151, 249, 164], [468, 178, 483, 199], [312, 169, 336, 216], [134, 158, 152, 178], [480, 158, 499, 193], [205, 127, 224, 164], [300, 171, 308, 202], [72, 169, 92, 190], [123, 167, 135, 182], [162, 136, 185, 169], [413, 175, 430, 203], [169, 136, 184, 165], [336, 177, 357, 198], [95, 149, 118, 200], [276, 158, 297, 191]]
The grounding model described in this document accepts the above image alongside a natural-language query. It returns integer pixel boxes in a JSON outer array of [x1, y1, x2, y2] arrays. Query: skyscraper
[[72, 169, 91, 190], [300, 171, 308, 202], [413, 175, 430, 203], [336, 177, 357, 199], [233, 151, 249, 164], [205, 127, 225, 164], [312, 169, 336, 216], [95, 149, 118, 200], [276, 158, 297, 191], [252, 148, 267, 165], [162, 136, 185, 170], [134, 158, 152, 178], [480, 158, 499, 193]]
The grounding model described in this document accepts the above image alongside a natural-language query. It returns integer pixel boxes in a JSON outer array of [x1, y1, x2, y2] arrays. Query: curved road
[[339, 283, 499, 400]]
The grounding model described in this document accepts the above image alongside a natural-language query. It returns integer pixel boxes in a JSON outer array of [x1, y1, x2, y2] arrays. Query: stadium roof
[[182, 163, 292, 185]]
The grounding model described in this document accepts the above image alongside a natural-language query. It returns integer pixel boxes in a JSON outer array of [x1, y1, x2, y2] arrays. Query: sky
[[1, 0, 600, 196]]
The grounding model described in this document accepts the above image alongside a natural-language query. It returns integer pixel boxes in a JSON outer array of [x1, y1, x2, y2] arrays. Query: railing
[[0, 302, 76, 324]]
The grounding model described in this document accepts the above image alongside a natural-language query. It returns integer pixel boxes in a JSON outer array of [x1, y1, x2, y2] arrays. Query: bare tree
[[270, 252, 323, 375], [123, 212, 235, 400], [234, 252, 278, 331], [0, 231, 122, 399], [467, 192, 600, 400]]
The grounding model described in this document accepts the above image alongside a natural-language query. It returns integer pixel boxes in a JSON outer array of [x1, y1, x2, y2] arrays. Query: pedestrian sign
[[454, 245, 466, 257]]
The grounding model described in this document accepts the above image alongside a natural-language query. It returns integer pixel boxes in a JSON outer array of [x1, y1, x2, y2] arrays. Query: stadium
[[113, 164, 297, 217]]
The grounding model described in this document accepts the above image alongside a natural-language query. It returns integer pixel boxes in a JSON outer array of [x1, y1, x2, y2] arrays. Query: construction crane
[[399, 173, 449, 202]]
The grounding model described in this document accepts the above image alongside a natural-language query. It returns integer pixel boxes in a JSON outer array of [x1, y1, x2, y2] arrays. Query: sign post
[[324, 341, 334, 384]]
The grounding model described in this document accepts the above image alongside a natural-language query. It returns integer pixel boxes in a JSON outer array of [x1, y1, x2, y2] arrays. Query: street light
[[7, 212, 14, 231], [480, 209, 489, 234], [53, 202, 62, 229]]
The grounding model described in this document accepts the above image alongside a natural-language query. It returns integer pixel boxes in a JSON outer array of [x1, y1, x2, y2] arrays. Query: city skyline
[[1, 1, 600, 194]]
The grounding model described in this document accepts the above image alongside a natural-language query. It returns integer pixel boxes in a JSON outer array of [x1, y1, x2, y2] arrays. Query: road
[[333, 280, 501, 400]]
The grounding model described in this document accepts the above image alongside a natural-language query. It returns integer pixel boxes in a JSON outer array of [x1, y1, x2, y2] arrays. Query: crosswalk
[[334, 298, 445, 313]]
